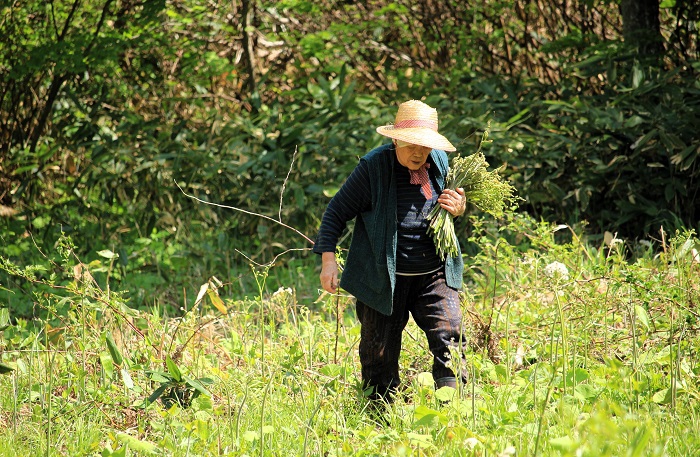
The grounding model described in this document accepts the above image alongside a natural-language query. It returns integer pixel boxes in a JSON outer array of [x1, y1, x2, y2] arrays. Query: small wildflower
[[514, 345, 525, 368], [464, 437, 480, 450], [498, 446, 516, 456], [544, 261, 569, 281], [604, 231, 623, 247], [272, 286, 293, 298], [443, 352, 453, 369]]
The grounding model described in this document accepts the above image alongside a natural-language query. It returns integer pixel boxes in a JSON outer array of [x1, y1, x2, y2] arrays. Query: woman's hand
[[438, 187, 466, 217], [320, 252, 339, 293]]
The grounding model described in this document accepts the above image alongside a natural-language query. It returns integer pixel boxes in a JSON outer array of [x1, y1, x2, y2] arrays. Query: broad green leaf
[[406, 432, 434, 448], [634, 305, 650, 331], [434, 386, 457, 402], [97, 249, 119, 260], [120, 368, 134, 390], [146, 384, 170, 406], [166, 357, 182, 383], [15, 359, 27, 375], [192, 395, 213, 412], [415, 372, 434, 387], [148, 371, 171, 383], [0, 308, 9, 331], [413, 405, 447, 427], [631, 129, 657, 151], [652, 388, 672, 404], [675, 238, 695, 260], [506, 108, 531, 127], [632, 66, 644, 88], [183, 375, 212, 398], [550, 436, 576, 451], [0, 362, 15, 374], [100, 352, 114, 380], [306, 82, 323, 100], [243, 431, 259, 442], [104, 332, 123, 366], [102, 446, 127, 457], [320, 364, 341, 377], [116, 433, 157, 454], [574, 383, 599, 401], [566, 368, 590, 384], [338, 80, 356, 110]]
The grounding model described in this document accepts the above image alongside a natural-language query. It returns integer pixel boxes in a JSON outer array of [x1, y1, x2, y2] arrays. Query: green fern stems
[[427, 127, 517, 260]]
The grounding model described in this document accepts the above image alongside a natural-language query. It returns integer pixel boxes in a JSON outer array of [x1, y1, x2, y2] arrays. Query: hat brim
[[376, 125, 456, 152]]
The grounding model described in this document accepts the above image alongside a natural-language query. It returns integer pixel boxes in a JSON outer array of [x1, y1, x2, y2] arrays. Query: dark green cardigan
[[339, 144, 464, 315]]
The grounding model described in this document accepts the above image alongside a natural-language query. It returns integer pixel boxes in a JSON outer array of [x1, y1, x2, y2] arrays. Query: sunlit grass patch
[[0, 216, 699, 455]]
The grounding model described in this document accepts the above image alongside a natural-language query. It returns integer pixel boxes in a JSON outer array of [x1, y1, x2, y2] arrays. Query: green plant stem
[[629, 287, 640, 411], [260, 368, 274, 457], [236, 383, 249, 445], [254, 266, 269, 369], [534, 373, 556, 457], [334, 291, 340, 364], [555, 288, 567, 402], [45, 324, 51, 457]]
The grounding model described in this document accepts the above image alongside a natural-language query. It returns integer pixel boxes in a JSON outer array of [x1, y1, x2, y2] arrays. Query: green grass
[[1, 214, 699, 456]]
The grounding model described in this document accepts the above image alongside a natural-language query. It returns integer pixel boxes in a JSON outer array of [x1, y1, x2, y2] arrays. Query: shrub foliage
[[0, 0, 699, 311]]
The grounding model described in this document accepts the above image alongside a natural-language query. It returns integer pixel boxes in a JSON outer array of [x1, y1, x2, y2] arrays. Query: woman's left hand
[[438, 187, 466, 217]]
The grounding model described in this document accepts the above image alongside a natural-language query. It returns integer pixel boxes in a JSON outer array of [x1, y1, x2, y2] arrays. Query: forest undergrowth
[[0, 214, 699, 456]]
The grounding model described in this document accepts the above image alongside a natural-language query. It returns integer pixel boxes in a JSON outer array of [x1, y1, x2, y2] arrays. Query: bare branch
[[175, 181, 315, 245], [235, 247, 312, 268], [279, 146, 298, 222]]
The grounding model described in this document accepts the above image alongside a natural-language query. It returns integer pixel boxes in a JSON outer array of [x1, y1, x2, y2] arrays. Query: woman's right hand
[[320, 252, 339, 293]]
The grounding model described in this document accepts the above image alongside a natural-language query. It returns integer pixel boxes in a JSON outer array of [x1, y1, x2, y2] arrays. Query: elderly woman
[[313, 100, 468, 402]]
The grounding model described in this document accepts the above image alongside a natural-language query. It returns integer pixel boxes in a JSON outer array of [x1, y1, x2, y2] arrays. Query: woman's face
[[394, 140, 431, 170]]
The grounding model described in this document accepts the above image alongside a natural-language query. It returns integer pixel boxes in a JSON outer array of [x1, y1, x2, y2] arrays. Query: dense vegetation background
[[1, 2, 700, 456], [1, 0, 699, 313]]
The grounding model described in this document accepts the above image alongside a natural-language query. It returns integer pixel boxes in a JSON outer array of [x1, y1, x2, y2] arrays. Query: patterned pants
[[356, 269, 468, 400]]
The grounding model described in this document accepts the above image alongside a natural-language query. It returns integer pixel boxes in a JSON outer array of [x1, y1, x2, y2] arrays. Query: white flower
[[464, 437, 480, 450], [498, 446, 517, 456], [272, 286, 293, 297], [544, 261, 569, 281], [443, 352, 453, 369], [604, 231, 623, 247]]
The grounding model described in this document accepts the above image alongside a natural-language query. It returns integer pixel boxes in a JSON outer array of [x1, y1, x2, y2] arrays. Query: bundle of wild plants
[[427, 132, 516, 260]]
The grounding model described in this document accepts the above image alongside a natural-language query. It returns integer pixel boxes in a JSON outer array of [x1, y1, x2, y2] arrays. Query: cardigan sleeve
[[313, 160, 372, 254]]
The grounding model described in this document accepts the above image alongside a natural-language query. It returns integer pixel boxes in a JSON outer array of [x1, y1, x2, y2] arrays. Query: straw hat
[[376, 100, 456, 152]]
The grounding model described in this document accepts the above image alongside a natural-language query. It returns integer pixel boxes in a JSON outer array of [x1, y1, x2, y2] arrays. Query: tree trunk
[[620, 0, 664, 56], [241, 0, 256, 97]]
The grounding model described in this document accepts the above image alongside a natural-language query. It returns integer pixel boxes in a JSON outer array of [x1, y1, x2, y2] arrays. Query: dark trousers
[[356, 269, 468, 400]]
